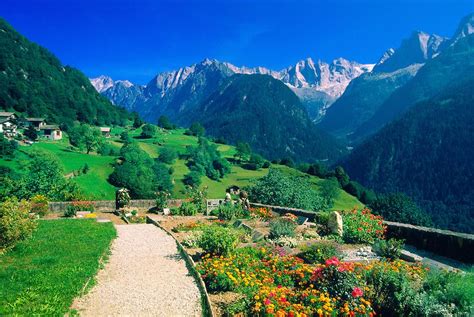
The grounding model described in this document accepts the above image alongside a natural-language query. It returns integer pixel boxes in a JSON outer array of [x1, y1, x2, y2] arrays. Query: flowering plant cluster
[[172, 221, 203, 232], [30, 194, 49, 217], [342, 208, 386, 244], [283, 213, 298, 222], [250, 207, 274, 220], [198, 248, 383, 316], [68, 201, 95, 212]]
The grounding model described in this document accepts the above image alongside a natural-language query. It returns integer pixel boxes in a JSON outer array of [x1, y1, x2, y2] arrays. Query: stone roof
[[100, 127, 111, 132], [0, 112, 15, 117], [40, 125, 60, 130], [26, 117, 45, 122]]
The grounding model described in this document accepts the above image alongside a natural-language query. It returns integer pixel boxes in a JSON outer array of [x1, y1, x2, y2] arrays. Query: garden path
[[72, 224, 202, 316]]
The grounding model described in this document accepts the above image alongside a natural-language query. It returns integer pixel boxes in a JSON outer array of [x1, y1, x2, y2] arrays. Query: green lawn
[[0, 219, 116, 315]]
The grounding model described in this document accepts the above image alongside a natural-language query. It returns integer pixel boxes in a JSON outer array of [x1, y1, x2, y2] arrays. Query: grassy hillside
[[0, 128, 362, 210]]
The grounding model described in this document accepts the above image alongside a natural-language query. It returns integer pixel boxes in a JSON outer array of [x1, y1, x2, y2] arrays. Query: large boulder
[[328, 211, 343, 236]]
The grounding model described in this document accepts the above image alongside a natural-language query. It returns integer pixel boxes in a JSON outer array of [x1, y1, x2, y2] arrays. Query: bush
[[372, 238, 404, 260], [269, 218, 297, 239], [0, 198, 37, 251], [342, 208, 386, 244], [183, 171, 202, 187], [64, 201, 95, 218], [299, 241, 341, 264], [198, 225, 238, 255], [140, 124, 157, 138], [30, 194, 49, 217], [171, 202, 198, 216], [246, 169, 329, 211], [158, 147, 178, 164], [155, 191, 170, 213], [217, 203, 248, 221]]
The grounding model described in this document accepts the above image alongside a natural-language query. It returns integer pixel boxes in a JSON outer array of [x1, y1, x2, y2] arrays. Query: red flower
[[325, 257, 340, 266], [264, 298, 271, 305], [352, 287, 363, 297]]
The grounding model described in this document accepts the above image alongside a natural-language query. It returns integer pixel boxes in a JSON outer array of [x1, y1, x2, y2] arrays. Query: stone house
[[25, 117, 46, 130], [40, 125, 62, 140], [100, 127, 111, 138], [0, 117, 18, 138]]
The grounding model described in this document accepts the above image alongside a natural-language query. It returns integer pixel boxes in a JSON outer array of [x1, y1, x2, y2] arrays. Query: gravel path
[[73, 224, 202, 316]]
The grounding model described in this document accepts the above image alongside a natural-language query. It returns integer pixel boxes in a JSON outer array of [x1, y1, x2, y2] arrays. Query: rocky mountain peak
[[452, 13, 474, 42], [90, 75, 114, 93]]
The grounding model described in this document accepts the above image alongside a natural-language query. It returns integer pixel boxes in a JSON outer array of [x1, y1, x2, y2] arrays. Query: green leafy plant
[[30, 194, 49, 217], [372, 238, 404, 260], [198, 225, 238, 255], [299, 241, 341, 264], [154, 191, 170, 213], [0, 198, 37, 252], [269, 218, 297, 239], [171, 202, 198, 216], [217, 203, 249, 221]]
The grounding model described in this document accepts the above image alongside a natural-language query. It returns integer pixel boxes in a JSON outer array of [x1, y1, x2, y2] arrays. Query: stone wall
[[249, 202, 320, 221], [384, 221, 474, 263], [48, 199, 184, 213]]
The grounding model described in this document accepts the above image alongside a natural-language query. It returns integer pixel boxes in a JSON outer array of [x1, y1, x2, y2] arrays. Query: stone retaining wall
[[48, 199, 184, 213], [249, 202, 320, 221], [384, 221, 474, 263]]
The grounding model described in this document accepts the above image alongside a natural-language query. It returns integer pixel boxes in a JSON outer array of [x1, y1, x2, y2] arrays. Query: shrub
[[198, 225, 238, 255], [0, 198, 37, 251], [217, 203, 248, 221], [342, 208, 386, 244], [246, 169, 329, 211], [158, 147, 178, 164], [299, 241, 341, 264], [186, 186, 208, 213], [64, 201, 95, 217], [154, 191, 170, 213], [183, 171, 202, 187], [140, 124, 157, 138], [269, 218, 297, 238], [372, 238, 404, 260], [171, 202, 198, 216], [30, 194, 49, 217]]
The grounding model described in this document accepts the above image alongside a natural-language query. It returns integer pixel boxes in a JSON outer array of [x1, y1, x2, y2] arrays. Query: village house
[[0, 112, 18, 138], [40, 125, 62, 140], [100, 127, 111, 138], [25, 117, 46, 130]]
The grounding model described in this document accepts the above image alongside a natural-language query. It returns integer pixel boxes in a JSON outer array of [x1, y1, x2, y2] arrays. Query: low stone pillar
[[328, 211, 343, 236]]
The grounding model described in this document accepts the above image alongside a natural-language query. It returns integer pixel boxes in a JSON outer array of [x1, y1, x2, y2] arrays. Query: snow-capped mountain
[[90, 75, 146, 111], [91, 57, 373, 122], [373, 31, 448, 73]]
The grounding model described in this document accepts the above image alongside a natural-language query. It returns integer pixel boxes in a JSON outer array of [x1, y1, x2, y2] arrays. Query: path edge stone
[[146, 216, 214, 317]]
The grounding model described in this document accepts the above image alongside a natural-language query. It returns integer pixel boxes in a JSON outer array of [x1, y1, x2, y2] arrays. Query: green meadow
[[0, 128, 362, 210]]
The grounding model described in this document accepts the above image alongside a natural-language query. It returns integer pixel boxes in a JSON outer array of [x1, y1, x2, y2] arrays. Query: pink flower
[[325, 256, 340, 266], [352, 287, 363, 298], [264, 298, 271, 305]]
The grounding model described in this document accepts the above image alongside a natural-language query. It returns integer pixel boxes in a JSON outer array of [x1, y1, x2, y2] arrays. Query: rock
[[328, 211, 343, 236], [400, 250, 423, 262], [163, 208, 170, 216], [251, 229, 265, 242]]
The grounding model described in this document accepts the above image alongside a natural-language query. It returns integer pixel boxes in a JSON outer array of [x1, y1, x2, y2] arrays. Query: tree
[[307, 163, 328, 178], [186, 138, 230, 180], [234, 142, 251, 162], [68, 124, 103, 154], [183, 171, 202, 187], [0, 135, 17, 158], [132, 112, 144, 128], [158, 147, 178, 164], [246, 169, 328, 211], [9, 150, 81, 201], [245, 153, 264, 170], [24, 125, 38, 140], [120, 131, 132, 144], [335, 166, 350, 188], [319, 178, 339, 209], [140, 124, 157, 139], [110, 142, 174, 198], [186, 122, 205, 137], [157, 115, 174, 130], [369, 193, 432, 226]]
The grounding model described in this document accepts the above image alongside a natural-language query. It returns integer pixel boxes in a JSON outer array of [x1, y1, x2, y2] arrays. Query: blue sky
[[1, 0, 473, 84]]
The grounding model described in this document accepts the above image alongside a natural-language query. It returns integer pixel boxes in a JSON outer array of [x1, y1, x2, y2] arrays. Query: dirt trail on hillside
[[72, 224, 202, 316]]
